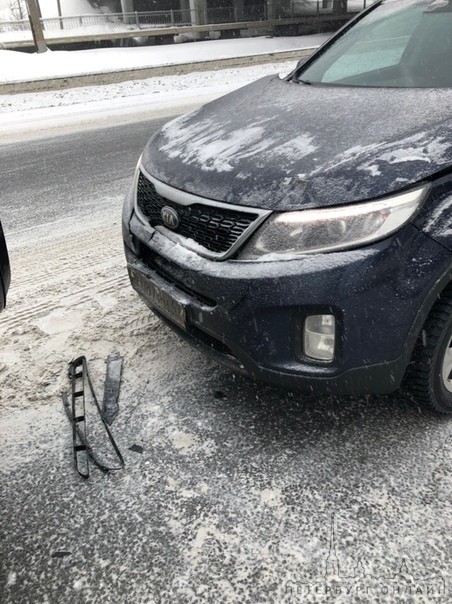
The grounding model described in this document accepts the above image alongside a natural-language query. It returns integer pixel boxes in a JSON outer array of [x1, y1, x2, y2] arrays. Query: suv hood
[[142, 75, 452, 211]]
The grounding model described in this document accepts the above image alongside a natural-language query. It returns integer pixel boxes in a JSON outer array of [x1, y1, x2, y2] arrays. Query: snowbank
[[0, 34, 330, 83]]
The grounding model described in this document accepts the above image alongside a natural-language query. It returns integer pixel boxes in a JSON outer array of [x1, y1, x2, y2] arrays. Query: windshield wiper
[[294, 78, 312, 85]]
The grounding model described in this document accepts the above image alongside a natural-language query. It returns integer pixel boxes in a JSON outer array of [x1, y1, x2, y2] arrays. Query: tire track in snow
[[14, 251, 124, 292], [0, 273, 129, 333], [1, 222, 129, 333]]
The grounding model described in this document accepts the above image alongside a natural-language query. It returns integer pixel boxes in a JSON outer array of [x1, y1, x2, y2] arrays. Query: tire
[[407, 287, 452, 414]]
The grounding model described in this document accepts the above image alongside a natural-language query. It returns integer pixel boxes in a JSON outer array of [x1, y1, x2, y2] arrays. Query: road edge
[[0, 47, 313, 95]]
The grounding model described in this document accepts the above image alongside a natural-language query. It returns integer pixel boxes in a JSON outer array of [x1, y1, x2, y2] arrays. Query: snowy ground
[[0, 34, 329, 82], [1, 43, 452, 603]]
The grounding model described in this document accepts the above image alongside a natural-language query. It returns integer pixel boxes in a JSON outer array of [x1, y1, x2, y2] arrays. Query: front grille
[[136, 172, 259, 255]]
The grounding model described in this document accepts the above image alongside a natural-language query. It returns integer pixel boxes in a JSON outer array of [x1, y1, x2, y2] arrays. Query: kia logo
[[161, 206, 180, 230]]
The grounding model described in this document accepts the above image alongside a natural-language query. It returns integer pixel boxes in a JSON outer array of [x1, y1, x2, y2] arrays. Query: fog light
[[304, 315, 336, 361]]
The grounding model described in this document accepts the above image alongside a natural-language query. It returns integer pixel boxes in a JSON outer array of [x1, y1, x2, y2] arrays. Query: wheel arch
[[402, 266, 452, 380]]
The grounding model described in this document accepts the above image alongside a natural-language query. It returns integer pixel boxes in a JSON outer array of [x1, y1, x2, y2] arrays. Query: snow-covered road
[[1, 54, 452, 604]]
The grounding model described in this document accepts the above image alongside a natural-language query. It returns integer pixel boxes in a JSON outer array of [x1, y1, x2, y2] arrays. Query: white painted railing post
[[25, 0, 47, 52]]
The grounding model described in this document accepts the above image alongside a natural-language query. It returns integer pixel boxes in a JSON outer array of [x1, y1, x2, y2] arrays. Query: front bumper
[[123, 193, 452, 395]]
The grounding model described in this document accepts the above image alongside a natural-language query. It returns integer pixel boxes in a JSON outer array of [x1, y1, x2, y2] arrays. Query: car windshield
[[295, 0, 452, 88]]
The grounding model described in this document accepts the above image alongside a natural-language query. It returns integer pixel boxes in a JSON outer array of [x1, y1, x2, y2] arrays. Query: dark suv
[[123, 0, 452, 412]]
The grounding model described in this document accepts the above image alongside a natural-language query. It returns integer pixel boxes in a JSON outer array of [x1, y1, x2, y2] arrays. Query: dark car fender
[[400, 241, 452, 378], [0, 221, 11, 311]]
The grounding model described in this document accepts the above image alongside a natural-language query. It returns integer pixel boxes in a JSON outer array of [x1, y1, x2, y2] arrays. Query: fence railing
[[0, 2, 365, 36]]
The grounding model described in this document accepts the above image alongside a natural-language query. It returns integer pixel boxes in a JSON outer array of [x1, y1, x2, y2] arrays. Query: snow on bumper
[[123, 197, 452, 395]]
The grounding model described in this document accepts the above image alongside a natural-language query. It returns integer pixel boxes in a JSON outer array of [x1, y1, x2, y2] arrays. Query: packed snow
[[0, 34, 329, 82]]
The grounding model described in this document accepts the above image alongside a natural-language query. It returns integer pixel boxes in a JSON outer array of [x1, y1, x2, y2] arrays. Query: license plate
[[129, 267, 187, 329]]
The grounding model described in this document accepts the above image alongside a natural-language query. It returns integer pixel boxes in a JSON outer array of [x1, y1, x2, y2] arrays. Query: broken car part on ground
[[62, 356, 124, 478]]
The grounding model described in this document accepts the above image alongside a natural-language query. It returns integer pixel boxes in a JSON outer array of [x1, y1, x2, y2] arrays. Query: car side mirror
[[0, 221, 11, 311]]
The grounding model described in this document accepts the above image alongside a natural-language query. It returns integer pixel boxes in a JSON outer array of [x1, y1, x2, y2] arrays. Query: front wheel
[[407, 288, 452, 413]]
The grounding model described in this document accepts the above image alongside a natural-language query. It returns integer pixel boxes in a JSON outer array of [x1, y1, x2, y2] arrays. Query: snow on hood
[[142, 75, 452, 210]]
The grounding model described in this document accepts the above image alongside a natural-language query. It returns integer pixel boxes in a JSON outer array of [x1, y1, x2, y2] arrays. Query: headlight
[[239, 185, 428, 261]]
